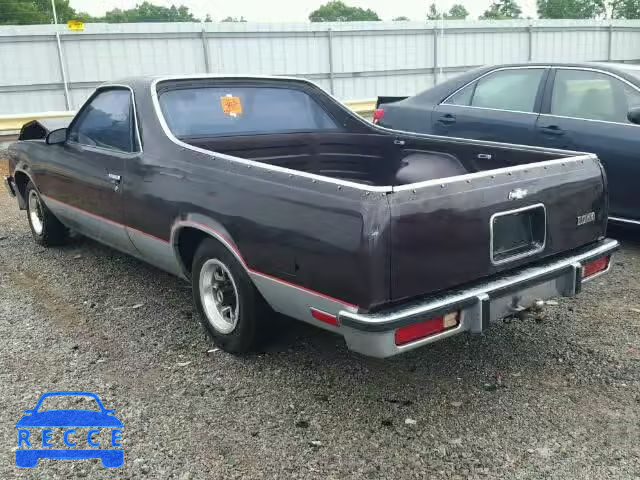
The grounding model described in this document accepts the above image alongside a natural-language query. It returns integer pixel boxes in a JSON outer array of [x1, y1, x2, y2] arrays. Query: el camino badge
[[508, 188, 528, 200], [577, 211, 596, 226]]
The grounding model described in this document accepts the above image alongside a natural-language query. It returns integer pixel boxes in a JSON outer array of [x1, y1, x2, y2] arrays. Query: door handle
[[539, 125, 565, 136], [437, 113, 457, 125]]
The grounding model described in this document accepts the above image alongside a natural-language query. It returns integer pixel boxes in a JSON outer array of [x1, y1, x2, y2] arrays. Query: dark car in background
[[376, 63, 640, 224]]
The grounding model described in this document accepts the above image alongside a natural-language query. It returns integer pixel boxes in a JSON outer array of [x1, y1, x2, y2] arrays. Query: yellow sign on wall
[[67, 20, 84, 31]]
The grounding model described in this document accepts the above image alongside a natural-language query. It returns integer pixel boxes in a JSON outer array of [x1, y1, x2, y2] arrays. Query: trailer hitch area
[[504, 298, 546, 323]]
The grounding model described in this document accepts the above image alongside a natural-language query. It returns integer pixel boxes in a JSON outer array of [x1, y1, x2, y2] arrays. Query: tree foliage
[[480, 0, 523, 19], [103, 2, 197, 23], [309, 1, 380, 21], [611, 0, 640, 18], [447, 4, 470, 19], [38, 0, 80, 22], [393, 16, 410, 21], [445, 3, 469, 20], [0, 0, 200, 25], [221, 16, 247, 22], [427, 3, 440, 20], [0, 0, 90, 25], [537, 0, 606, 18], [427, 2, 470, 20], [0, 1, 48, 25]]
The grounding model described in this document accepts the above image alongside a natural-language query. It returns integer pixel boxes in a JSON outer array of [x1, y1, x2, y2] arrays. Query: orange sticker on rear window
[[220, 95, 243, 116]]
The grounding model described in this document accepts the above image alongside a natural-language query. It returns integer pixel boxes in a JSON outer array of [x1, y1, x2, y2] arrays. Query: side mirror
[[46, 127, 67, 145], [628, 107, 640, 125]]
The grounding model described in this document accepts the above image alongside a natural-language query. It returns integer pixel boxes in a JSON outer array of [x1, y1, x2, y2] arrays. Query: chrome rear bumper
[[339, 238, 619, 358]]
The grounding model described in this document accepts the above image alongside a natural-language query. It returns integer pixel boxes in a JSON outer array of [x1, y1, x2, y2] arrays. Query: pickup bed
[[4, 75, 618, 357]]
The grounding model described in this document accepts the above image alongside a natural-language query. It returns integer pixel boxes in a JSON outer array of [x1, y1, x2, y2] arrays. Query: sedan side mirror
[[46, 127, 67, 145], [628, 107, 640, 125]]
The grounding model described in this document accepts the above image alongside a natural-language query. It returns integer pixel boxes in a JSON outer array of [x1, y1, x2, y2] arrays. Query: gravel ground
[[1, 158, 639, 478], [0, 148, 9, 176]]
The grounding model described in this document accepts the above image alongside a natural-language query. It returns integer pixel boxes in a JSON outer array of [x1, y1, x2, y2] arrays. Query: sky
[[68, 0, 540, 22]]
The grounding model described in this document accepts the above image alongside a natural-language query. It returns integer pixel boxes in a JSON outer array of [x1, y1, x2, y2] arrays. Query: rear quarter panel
[[123, 139, 393, 311]]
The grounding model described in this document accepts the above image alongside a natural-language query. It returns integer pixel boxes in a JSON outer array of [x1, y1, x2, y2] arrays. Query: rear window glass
[[158, 86, 339, 138]]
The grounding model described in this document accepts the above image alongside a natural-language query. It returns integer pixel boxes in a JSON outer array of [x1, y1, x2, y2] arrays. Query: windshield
[[158, 86, 339, 138]]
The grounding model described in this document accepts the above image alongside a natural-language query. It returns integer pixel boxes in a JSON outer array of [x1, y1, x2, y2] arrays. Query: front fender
[[11, 169, 34, 210], [8, 143, 39, 210]]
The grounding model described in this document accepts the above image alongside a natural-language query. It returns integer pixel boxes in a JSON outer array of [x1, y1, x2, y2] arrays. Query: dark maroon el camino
[[4, 75, 618, 358]]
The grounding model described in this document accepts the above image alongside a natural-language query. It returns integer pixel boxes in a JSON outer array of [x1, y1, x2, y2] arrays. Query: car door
[[432, 67, 548, 146], [39, 87, 139, 253], [535, 68, 640, 221]]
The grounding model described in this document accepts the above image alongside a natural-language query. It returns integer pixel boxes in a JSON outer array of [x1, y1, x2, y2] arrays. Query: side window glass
[[470, 69, 544, 113], [69, 89, 134, 152], [444, 83, 474, 106], [551, 69, 640, 123]]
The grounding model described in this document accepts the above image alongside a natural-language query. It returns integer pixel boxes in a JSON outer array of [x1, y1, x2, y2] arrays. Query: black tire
[[25, 181, 68, 246], [192, 238, 269, 353]]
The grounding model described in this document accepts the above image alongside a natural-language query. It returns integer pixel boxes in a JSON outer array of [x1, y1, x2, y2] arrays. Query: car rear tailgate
[[388, 155, 606, 303]]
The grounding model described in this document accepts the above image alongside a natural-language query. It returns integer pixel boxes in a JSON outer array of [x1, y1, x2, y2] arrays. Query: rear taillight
[[582, 256, 610, 279], [372, 108, 385, 124], [394, 312, 459, 346]]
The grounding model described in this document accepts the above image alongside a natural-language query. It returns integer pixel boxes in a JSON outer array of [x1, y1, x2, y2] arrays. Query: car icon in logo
[[15, 391, 123, 468]]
